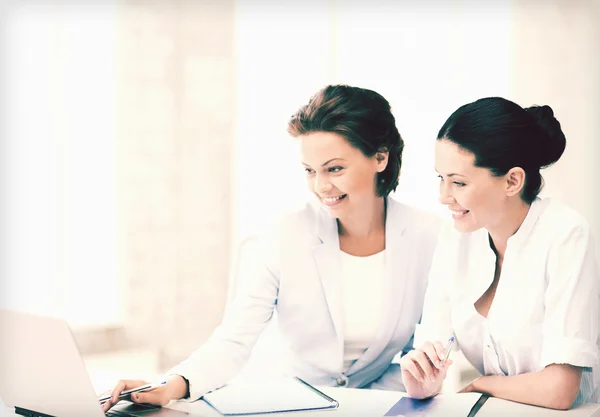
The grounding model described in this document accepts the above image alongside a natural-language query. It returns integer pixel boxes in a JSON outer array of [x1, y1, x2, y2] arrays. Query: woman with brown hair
[[103, 85, 442, 410]]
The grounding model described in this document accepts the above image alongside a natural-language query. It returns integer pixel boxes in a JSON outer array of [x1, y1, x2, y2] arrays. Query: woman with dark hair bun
[[400, 97, 599, 410]]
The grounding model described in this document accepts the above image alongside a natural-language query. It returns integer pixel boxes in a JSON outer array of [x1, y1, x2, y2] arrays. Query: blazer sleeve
[[413, 222, 456, 350], [375, 209, 443, 392], [167, 228, 281, 401]]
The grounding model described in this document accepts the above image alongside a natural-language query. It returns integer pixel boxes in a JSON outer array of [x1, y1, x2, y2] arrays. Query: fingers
[[421, 341, 445, 369], [402, 341, 454, 385], [101, 379, 148, 412], [433, 341, 447, 365], [401, 350, 436, 383], [131, 388, 170, 406], [401, 354, 426, 383], [410, 349, 438, 382], [102, 399, 112, 413], [459, 379, 473, 394], [110, 380, 128, 405]]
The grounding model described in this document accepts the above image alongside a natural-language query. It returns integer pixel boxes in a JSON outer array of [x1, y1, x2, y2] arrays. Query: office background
[[1, 0, 599, 394]]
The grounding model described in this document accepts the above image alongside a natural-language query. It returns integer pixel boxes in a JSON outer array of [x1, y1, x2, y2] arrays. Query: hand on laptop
[[400, 340, 453, 400], [101, 375, 188, 413]]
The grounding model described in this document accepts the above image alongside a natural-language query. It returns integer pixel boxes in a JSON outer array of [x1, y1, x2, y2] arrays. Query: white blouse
[[341, 250, 386, 372], [414, 197, 600, 404]]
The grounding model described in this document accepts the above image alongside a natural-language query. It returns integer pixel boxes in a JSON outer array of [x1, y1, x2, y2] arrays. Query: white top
[[167, 198, 441, 400], [341, 250, 386, 372], [414, 198, 600, 404]]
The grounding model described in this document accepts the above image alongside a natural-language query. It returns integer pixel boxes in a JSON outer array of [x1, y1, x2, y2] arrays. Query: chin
[[453, 220, 482, 234], [324, 206, 341, 215]]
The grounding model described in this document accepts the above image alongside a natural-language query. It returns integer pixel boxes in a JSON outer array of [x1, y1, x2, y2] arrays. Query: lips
[[321, 194, 347, 206], [449, 207, 470, 220]]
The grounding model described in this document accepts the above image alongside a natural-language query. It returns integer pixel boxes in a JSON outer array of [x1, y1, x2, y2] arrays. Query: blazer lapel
[[312, 206, 344, 357], [347, 198, 411, 373]]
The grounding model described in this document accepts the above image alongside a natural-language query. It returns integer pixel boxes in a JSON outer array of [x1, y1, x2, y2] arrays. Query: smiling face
[[435, 139, 508, 233], [299, 131, 388, 218]]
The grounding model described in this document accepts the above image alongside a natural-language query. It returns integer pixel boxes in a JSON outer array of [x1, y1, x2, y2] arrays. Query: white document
[[201, 377, 338, 416]]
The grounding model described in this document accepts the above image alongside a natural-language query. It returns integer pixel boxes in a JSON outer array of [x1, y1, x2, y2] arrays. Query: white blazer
[[169, 197, 442, 401]]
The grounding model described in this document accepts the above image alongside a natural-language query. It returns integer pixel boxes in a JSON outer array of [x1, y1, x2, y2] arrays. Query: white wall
[[233, 0, 515, 241], [1, 2, 119, 327], [231, 0, 337, 247], [234, 0, 600, 250], [331, 0, 514, 218], [510, 0, 600, 256]]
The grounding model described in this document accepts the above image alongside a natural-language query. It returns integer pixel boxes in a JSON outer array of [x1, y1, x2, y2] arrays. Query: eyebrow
[[435, 169, 466, 178], [302, 158, 346, 167]]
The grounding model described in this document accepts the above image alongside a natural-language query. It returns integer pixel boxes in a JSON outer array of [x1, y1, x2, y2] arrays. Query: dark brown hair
[[438, 97, 566, 204], [287, 84, 404, 197]]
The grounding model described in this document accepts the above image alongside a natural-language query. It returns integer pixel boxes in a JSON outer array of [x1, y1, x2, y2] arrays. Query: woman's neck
[[487, 199, 531, 258], [337, 197, 386, 239]]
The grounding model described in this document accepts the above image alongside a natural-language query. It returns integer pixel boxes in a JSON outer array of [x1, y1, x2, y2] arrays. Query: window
[[2, 3, 119, 327]]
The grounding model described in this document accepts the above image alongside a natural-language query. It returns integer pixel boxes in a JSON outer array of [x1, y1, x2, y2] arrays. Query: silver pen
[[440, 336, 455, 367]]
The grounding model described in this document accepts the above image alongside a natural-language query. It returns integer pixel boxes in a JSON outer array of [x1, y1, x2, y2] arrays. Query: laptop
[[0, 308, 190, 417]]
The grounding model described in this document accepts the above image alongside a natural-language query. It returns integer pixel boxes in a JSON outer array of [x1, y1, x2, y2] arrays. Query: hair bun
[[524, 105, 566, 168]]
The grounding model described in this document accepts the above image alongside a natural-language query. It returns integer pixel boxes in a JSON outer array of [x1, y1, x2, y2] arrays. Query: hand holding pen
[[98, 380, 167, 406], [100, 375, 189, 413], [400, 336, 455, 399]]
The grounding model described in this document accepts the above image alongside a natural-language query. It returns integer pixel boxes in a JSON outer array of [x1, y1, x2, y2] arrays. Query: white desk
[[170, 387, 600, 417], [171, 387, 600, 417], [2, 387, 600, 417]]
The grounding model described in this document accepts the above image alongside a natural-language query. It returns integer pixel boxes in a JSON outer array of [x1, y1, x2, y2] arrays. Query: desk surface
[[171, 387, 600, 417], [2, 387, 600, 417], [172, 387, 600, 417]]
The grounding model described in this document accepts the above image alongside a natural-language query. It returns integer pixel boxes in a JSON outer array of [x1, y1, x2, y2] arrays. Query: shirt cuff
[[166, 364, 214, 402], [413, 323, 455, 350], [540, 336, 600, 368]]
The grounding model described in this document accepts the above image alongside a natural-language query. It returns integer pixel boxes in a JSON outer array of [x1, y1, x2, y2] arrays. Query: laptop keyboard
[[107, 410, 137, 417], [105, 402, 163, 416], [107, 408, 146, 417]]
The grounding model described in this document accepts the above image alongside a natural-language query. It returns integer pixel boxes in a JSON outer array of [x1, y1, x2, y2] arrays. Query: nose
[[314, 173, 333, 194], [439, 181, 455, 205]]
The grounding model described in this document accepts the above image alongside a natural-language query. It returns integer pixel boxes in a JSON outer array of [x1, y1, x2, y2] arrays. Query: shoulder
[[256, 200, 323, 246], [535, 198, 592, 242], [388, 198, 443, 239], [269, 200, 322, 233], [242, 201, 323, 269]]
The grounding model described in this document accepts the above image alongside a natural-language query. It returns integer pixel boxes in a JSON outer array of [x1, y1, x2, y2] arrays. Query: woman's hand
[[400, 340, 453, 399], [101, 375, 188, 413], [458, 376, 480, 393]]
